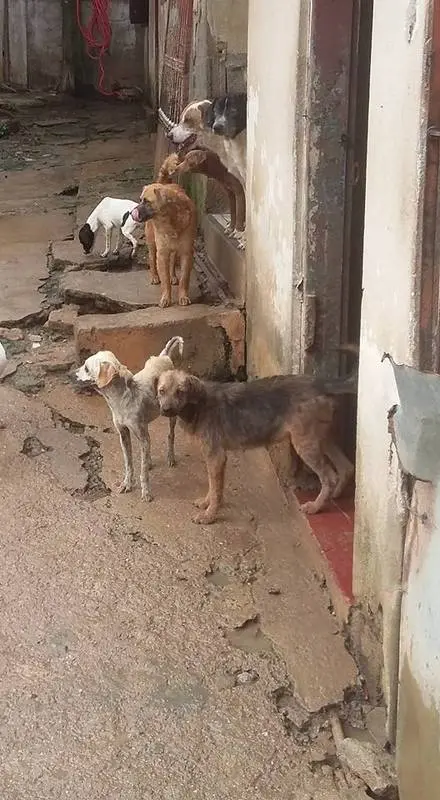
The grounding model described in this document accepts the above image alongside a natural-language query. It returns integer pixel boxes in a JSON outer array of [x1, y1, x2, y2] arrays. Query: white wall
[[354, 0, 430, 741], [398, 482, 440, 800], [246, 0, 304, 376]]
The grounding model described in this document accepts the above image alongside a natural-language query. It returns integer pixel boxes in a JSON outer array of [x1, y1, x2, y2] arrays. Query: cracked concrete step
[[61, 269, 203, 313], [74, 304, 245, 379], [0, 243, 49, 326]]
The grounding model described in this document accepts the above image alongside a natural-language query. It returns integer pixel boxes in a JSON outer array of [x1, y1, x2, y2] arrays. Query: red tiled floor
[[297, 491, 355, 603]]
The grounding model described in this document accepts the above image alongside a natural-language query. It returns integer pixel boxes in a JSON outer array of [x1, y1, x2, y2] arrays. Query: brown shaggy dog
[[156, 370, 356, 524], [132, 181, 196, 308], [140, 154, 188, 292]]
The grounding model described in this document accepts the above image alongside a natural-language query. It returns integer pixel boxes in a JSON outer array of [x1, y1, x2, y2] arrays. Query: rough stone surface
[[0, 327, 25, 341], [0, 244, 48, 325], [337, 738, 397, 797], [0, 209, 74, 243], [0, 165, 80, 210], [62, 269, 203, 311], [33, 341, 77, 372], [0, 382, 361, 799], [44, 305, 79, 335], [74, 305, 246, 378]]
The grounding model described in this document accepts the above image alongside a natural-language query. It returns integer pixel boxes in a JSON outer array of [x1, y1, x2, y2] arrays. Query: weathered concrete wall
[[398, 482, 440, 800], [77, 0, 145, 91], [246, 0, 304, 376], [353, 0, 430, 742], [27, 0, 63, 88], [1, 0, 145, 90], [191, 0, 248, 100]]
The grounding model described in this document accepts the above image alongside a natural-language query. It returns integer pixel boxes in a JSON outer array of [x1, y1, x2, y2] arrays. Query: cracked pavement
[[0, 96, 374, 799]]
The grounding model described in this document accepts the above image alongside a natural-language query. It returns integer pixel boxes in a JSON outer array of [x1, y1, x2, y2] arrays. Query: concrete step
[[61, 268, 203, 313], [74, 303, 245, 380], [203, 213, 246, 303]]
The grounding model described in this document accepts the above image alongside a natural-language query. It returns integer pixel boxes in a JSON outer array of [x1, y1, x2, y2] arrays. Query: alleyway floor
[[0, 93, 377, 799]]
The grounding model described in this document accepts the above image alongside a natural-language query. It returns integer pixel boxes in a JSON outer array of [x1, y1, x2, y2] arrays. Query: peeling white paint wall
[[246, 0, 302, 376], [354, 0, 430, 744], [398, 482, 440, 800]]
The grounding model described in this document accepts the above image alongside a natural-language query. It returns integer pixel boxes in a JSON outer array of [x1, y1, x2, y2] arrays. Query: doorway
[[298, 0, 373, 606]]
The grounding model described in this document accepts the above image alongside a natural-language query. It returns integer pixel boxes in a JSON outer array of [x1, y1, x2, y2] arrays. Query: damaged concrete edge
[[207, 307, 246, 377]]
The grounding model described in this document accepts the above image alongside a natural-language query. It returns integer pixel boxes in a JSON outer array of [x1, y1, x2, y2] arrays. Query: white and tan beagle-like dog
[[75, 336, 184, 501]]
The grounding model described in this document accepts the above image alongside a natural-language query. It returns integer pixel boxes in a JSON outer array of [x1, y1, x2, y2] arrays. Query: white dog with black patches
[[78, 197, 142, 259], [75, 336, 184, 501]]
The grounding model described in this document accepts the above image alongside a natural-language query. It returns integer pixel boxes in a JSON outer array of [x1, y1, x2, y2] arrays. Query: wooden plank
[[8, 0, 27, 87]]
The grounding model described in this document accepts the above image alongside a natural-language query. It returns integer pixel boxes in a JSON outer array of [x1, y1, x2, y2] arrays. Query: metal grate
[[158, 0, 193, 130]]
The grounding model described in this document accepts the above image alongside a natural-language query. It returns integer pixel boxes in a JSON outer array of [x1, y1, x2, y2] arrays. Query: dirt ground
[[0, 94, 383, 800]]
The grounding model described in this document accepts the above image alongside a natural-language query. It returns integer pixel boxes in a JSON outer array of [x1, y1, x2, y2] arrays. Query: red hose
[[76, 0, 117, 96]]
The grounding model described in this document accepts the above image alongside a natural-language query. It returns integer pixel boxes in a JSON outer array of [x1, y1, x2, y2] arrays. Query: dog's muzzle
[[130, 206, 142, 223], [159, 406, 175, 418]]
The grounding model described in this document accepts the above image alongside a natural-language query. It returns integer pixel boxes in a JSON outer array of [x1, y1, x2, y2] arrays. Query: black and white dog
[[78, 198, 143, 259], [167, 93, 247, 187], [167, 93, 247, 247]]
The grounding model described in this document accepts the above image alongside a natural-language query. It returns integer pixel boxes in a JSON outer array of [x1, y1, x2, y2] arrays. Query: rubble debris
[[330, 712, 398, 798], [21, 436, 52, 458], [0, 327, 24, 341]]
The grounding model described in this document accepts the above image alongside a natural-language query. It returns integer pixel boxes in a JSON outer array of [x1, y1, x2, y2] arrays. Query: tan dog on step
[[132, 173, 196, 308]]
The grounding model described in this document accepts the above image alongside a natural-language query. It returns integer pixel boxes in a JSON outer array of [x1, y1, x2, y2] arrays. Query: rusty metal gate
[[419, 0, 440, 371], [158, 0, 193, 131]]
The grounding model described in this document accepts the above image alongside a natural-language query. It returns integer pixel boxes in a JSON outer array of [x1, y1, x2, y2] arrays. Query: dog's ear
[[153, 187, 165, 205], [183, 374, 205, 403], [198, 99, 214, 127], [96, 362, 118, 389], [140, 184, 148, 200], [196, 99, 213, 114]]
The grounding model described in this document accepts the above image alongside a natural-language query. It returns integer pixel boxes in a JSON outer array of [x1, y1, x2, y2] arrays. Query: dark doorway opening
[[299, 0, 373, 611]]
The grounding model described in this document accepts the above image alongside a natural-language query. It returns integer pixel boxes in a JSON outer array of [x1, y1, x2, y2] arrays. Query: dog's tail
[[160, 336, 184, 362], [157, 154, 180, 184], [316, 344, 359, 396], [318, 372, 358, 396]]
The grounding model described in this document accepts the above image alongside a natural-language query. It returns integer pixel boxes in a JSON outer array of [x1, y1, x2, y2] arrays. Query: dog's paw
[[116, 480, 133, 494], [178, 295, 191, 306], [159, 294, 172, 308], [150, 275, 160, 285], [192, 509, 217, 525], [100, 250, 110, 258], [234, 232, 246, 250], [299, 499, 323, 515], [112, 248, 120, 255], [193, 496, 209, 510], [141, 489, 153, 502], [168, 454, 176, 468]]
